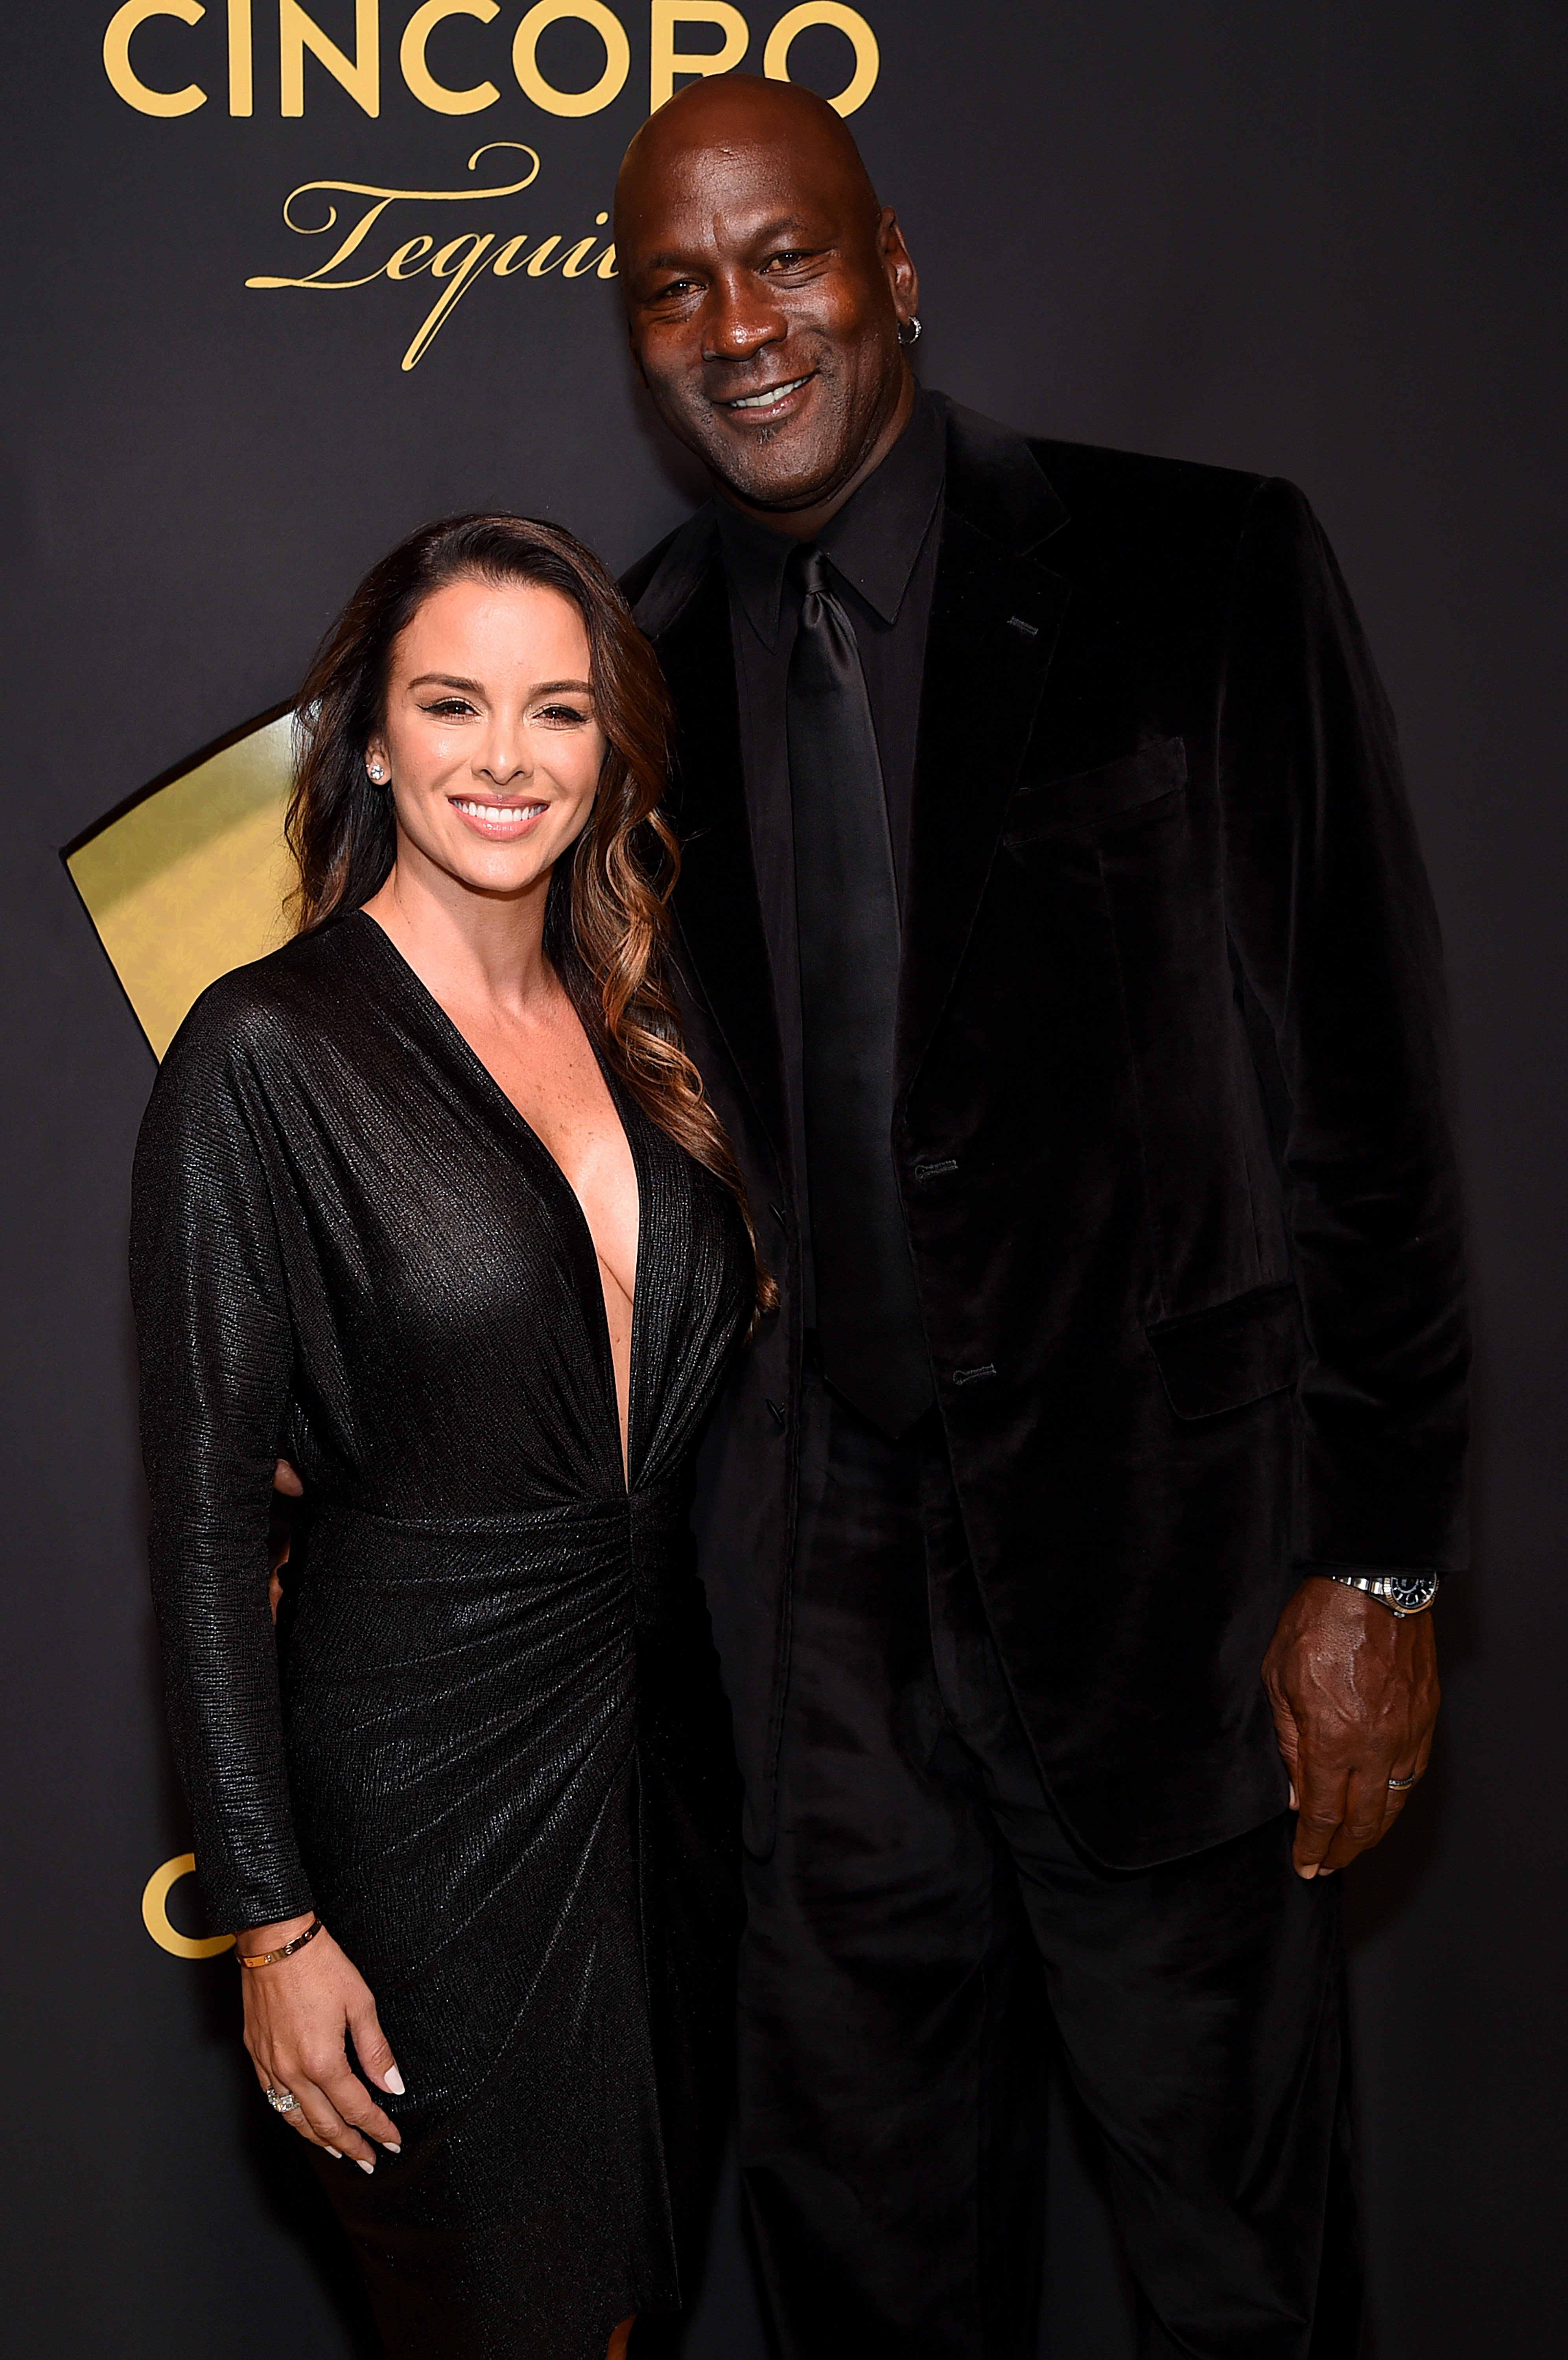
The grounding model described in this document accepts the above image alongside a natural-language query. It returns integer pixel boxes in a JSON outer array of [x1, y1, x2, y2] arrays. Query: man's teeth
[[729, 376, 810, 411], [453, 800, 540, 822]]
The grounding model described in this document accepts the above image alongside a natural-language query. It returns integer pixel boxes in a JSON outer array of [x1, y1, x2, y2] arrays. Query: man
[[609, 72, 1465, 2360]]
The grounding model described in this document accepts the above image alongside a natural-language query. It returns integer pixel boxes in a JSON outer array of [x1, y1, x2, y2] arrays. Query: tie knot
[[789, 544, 833, 603]]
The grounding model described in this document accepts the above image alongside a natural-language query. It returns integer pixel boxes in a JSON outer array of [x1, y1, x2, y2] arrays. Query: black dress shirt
[[713, 390, 947, 1307]]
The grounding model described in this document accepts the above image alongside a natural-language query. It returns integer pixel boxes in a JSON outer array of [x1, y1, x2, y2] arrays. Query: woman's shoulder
[[157, 918, 376, 1096]]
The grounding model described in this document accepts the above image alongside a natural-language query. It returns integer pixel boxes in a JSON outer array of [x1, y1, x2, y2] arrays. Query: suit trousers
[[736, 1369, 1363, 2360]]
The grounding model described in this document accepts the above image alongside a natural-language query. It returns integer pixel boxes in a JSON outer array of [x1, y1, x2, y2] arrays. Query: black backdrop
[[2, 6, 1563, 2354]]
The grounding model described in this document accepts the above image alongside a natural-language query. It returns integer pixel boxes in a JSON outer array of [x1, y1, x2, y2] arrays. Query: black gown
[[130, 912, 753, 2359]]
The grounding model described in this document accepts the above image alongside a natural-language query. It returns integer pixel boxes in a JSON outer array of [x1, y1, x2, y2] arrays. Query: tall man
[[613, 76, 1464, 2359]]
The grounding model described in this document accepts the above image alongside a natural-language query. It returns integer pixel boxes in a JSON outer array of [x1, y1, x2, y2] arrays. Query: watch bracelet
[[1320, 1567, 1439, 1617]]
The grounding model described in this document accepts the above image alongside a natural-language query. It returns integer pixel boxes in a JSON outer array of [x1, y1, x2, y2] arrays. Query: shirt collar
[[714, 388, 947, 651]]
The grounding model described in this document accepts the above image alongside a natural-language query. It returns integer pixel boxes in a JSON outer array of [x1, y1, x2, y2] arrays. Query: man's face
[[618, 133, 917, 516]]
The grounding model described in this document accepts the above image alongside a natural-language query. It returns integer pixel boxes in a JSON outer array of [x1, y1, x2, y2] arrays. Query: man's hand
[[1262, 1575, 1439, 1879], [268, 1458, 305, 1623]]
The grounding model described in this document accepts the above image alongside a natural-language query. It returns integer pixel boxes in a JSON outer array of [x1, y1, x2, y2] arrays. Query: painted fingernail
[[381, 2067, 405, 2095], [358, 2158, 376, 2175], [380, 2141, 402, 2155], [326, 2147, 343, 2159]]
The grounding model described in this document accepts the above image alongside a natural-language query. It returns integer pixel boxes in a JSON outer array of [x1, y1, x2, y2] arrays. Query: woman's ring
[[1387, 1772, 1419, 1791], [266, 2085, 302, 2113]]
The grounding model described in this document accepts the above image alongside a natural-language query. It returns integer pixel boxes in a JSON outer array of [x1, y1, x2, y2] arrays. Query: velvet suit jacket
[[623, 400, 1468, 1870]]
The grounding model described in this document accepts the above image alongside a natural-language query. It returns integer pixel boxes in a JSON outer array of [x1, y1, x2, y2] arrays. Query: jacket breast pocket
[[1144, 1282, 1306, 1420], [1005, 735, 1187, 851]]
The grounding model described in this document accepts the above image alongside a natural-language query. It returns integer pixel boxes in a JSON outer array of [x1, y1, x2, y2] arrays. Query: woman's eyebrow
[[404, 675, 593, 695]]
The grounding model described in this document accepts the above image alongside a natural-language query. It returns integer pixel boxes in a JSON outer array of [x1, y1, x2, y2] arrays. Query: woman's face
[[367, 576, 607, 900]]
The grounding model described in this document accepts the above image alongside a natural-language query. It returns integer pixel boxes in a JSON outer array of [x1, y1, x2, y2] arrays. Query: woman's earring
[[367, 761, 386, 784], [897, 315, 923, 348]]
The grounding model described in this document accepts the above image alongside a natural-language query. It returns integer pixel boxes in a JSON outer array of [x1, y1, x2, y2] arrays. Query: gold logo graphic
[[142, 1853, 237, 1958], [65, 710, 295, 1058]]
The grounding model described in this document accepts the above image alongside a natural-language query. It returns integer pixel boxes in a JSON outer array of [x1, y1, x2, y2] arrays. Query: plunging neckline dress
[[130, 911, 753, 2358]]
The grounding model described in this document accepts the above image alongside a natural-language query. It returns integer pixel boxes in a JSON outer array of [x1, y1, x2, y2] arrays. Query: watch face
[[1381, 1572, 1439, 1613]]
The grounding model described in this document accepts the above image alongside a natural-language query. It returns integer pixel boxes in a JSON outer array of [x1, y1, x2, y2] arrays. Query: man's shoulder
[[950, 399, 1270, 551], [619, 529, 679, 609], [1044, 432, 1276, 541], [619, 505, 720, 637], [1024, 431, 1265, 505]]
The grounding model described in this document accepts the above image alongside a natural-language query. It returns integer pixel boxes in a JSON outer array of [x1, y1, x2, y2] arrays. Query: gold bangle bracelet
[[236, 1915, 324, 1969]]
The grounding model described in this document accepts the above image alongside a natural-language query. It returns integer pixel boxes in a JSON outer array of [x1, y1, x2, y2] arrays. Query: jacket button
[[766, 1399, 787, 1428]]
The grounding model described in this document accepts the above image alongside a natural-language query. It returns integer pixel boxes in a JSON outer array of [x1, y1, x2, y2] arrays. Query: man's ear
[[879, 207, 919, 319]]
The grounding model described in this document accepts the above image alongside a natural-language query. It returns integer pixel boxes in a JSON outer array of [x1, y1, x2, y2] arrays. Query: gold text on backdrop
[[102, 2, 879, 120], [243, 143, 623, 368], [401, 3, 504, 117]]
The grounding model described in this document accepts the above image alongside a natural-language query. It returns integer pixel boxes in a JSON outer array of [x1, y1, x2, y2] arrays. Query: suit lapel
[[899, 414, 1070, 1092], [640, 538, 790, 1167]]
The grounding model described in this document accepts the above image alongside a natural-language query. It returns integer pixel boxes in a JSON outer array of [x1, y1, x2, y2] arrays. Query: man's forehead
[[620, 135, 865, 239]]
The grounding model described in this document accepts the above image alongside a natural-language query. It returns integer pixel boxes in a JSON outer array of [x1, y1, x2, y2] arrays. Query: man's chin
[[705, 435, 849, 516]]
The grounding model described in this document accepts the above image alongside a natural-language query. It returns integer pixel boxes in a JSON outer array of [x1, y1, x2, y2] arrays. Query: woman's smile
[[448, 795, 551, 838]]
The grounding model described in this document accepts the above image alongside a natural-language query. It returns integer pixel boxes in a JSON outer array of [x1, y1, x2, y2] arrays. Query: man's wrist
[[1299, 1565, 1440, 1617]]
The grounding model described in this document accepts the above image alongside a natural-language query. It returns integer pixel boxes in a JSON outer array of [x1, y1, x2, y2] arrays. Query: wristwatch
[[1323, 1568, 1440, 1618]]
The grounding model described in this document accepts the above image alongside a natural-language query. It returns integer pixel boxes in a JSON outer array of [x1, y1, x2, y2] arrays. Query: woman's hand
[[238, 1915, 405, 2170]]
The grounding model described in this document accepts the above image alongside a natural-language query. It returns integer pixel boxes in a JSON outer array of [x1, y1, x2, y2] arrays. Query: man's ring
[[266, 2085, 301, 2113], [1387, 1772, 1419, 1791]]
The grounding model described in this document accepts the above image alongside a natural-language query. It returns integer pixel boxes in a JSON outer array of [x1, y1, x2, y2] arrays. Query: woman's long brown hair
[[286, 512, 775, 1312]]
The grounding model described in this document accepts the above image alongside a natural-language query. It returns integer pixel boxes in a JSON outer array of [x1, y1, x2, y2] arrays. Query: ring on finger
[[265, 2085, 302, 2114], [1387, 1771, 1420, 1792]]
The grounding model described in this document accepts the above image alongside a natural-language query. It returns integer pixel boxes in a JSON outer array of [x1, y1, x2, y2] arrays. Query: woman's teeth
[[452, 800, 542, 826]]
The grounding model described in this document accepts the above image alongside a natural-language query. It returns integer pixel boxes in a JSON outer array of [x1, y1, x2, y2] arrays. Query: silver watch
[[1325, 1569, 1439, 1618]]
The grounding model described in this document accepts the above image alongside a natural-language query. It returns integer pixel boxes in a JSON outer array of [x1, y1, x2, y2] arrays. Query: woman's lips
[[449, 796, 549, 839]]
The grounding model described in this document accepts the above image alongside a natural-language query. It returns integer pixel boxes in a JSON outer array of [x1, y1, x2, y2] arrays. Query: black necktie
[[787, 547, 933, 1437]]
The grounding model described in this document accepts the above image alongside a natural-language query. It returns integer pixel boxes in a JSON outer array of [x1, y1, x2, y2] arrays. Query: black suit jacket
[[623, 400, 1468, 1870]]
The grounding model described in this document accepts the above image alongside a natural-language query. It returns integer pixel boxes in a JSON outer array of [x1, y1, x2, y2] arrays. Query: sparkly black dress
[[130, 913, 752, 2359]]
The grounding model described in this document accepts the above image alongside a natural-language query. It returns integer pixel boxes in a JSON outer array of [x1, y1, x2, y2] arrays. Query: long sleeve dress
[[129, 911, 753, 2360]]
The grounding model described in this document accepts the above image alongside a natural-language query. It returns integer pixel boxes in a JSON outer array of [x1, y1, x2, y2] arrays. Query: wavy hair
[[286, 512, 774, 1311]]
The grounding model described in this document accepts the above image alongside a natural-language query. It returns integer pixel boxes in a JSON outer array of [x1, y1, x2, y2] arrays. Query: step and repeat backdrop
[[2, 6, 1563, 2355]]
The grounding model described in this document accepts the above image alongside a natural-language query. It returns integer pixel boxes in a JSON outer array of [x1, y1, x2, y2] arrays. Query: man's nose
[[702, 273, 787, 363]]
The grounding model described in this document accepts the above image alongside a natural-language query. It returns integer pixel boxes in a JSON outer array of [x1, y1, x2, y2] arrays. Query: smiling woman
[[130, 512, 768, 2358], [286, 513, 766, 1298]]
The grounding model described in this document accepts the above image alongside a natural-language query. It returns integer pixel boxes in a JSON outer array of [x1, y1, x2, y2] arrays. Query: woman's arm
[[130, 993, 400, 2166], [131, 1001, 310, 1928]]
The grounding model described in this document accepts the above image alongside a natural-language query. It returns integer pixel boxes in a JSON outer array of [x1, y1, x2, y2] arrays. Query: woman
[[131, 515, 767, 2359]]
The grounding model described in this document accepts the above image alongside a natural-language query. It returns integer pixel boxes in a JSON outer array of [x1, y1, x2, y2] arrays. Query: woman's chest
[[268, 1062, 744, 1475]]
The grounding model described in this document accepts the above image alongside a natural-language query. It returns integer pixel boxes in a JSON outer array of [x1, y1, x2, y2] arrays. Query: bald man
[[614, 77, 1464, 2360]]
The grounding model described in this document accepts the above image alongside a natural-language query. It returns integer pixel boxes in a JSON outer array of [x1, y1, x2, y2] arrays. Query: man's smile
[[720, 372, 816, 417]]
